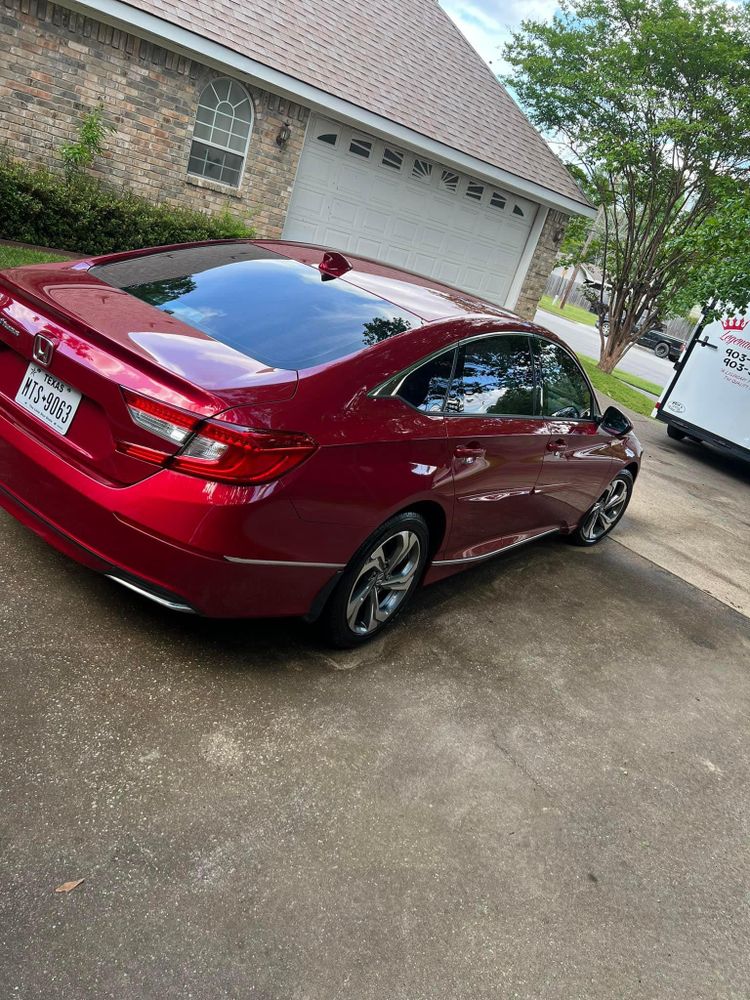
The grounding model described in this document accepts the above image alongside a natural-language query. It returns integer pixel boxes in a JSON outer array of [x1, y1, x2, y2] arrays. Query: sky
[[439, 0, 558, 73]]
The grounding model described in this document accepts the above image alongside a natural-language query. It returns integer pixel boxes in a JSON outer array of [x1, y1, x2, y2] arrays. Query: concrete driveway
[[1, 407, 748, 998]]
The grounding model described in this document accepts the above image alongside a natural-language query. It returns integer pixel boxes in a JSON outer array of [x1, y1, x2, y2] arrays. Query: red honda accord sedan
[[0, 240, 641, 646]]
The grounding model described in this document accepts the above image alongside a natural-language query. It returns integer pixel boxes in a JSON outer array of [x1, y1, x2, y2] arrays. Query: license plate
[[15, 363, 82, 435]]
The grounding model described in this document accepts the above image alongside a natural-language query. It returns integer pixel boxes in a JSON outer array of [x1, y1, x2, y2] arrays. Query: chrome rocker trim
[[433, 528, 559, 566], [223, 556, 346, 568]]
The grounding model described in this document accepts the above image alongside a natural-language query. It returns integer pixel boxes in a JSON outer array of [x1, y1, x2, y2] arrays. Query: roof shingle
[[123, 0, 588, 207]]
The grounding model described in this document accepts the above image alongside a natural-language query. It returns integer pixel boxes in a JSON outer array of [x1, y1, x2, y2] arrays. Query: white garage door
[[282, 116, 538, 306]]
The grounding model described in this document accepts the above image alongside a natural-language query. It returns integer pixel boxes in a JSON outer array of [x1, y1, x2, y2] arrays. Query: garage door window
[[382, 147, 404, 171], [317, 131, 339, 146], [440, 170, 459, 193], [451, 336, 536, 417], [466, 181, 484, 202], [188, 78, 253, 188], [413, 158, 433, 181], [349, 137, 372, 158], [490, 192, 507, 210]]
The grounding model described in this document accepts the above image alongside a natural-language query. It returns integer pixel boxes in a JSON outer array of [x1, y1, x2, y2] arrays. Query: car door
[[443, 333, 553, 561], [532, 337, 616, 527]]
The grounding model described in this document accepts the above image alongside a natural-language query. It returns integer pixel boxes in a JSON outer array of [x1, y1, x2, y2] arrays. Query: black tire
[[319, 512, 430, 649], [654, 341, 670, 358], [667, 424, 686, 441], [568, 470, 634, 547]]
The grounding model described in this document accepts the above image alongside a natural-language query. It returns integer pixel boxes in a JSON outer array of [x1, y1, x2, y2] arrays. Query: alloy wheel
[[581, 478, 629, 542], [345, 530, 422, 636]]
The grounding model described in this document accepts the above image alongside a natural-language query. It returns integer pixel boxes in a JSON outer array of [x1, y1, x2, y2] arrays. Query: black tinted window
[[396, 349, 456, 412], [451, 335, 535, 416], [535, 340, 593, 419], [90, 244, 421, 370]]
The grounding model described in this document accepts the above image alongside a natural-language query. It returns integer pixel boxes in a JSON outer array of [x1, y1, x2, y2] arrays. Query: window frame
[[187, 77, 254, 189], [412, 158, 434, 182], [348, 135, 374, 159], [316, 130, 340, 147], [381, 146, 405, 171], [370, 332, 600, 423]]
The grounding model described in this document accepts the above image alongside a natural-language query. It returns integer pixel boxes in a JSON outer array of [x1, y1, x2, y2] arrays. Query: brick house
[[0, 0, 593, 317]]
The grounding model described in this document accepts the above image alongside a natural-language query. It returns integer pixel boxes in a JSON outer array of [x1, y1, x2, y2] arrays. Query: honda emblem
[[33, 333, 55, 367]]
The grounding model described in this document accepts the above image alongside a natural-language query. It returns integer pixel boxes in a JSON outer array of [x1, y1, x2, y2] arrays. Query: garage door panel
[[436, 261, 461, 285], [283, 117, 535, 307], [410, 252, 439, 274], [323, 227, 357, 250], [385, 247, 410, 269], [362, 209, 389, 236], [392, 218, 419, 244], [291, 187, 328, 217], [328, 198, 360, 226], [354, 237, 386, 259], [337, 164, 371, 197]]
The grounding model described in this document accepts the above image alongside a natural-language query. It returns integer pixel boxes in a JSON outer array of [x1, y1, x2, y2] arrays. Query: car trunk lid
[[0, 261, 297, 485]]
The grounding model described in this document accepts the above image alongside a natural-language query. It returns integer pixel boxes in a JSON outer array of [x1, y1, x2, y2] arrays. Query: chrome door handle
[[454, 444, 485, 464], [546, 438, 566, 454]]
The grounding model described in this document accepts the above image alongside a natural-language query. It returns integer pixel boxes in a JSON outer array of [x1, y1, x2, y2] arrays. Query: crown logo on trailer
[[721, 317, 747, 332]]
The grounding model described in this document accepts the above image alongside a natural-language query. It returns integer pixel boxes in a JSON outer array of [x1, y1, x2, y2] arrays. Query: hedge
[[0, 153, 254, 255]]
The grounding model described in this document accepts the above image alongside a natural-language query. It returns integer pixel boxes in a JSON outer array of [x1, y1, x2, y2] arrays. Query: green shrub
[[0, 152, 254, 255]]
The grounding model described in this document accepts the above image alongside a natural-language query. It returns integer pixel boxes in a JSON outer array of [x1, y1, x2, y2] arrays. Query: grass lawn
[[603, 367, 663, 397], [0, 246, 69, 269], [539, 294, 597, 327], [576, 354, 657, 418]]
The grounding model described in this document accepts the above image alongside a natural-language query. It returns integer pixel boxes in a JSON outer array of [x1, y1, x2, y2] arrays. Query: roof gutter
[[63, 0, 595, 218]]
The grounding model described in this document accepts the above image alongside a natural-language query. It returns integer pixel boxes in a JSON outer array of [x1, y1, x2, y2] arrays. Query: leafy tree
[[61, 104, 117, 179], [504, 0, 750, 371], [669, 186, 750, 321]]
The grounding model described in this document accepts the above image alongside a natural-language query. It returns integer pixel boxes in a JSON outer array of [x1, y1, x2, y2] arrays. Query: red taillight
[[123, 389, 198, 445], [120, 389, 317, 484], [171, 421, 318, 484]]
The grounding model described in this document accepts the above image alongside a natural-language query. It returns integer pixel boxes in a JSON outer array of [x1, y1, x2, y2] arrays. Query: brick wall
[[0, 0, 309, 236], [514, 209, 569, 319]]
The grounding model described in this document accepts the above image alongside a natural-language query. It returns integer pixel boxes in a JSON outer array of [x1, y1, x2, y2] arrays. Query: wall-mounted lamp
[[276, 121, 292, 148], [551, 225, 566, 246]]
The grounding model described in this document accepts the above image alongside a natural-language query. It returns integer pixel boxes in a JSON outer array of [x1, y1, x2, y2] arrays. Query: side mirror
[[598, 405, 633, 436]]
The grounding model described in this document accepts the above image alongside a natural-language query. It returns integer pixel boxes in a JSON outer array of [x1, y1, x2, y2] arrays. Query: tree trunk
[[597, 337, 628, 373]]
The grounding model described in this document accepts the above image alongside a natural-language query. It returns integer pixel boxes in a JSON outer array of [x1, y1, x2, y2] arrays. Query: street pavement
[[1, 400, 749, 997], [535, 308, 677, 388]]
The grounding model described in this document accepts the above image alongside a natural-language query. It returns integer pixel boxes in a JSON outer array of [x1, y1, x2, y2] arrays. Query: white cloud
[[440, 0, 559, 72]]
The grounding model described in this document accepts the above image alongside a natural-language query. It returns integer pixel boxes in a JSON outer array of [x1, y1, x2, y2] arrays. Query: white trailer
[[654, 310, 750, 462]]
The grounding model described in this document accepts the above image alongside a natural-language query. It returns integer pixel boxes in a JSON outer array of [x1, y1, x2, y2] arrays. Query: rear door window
[[450, 335, 536, 416], [395, 349, 456, 412]]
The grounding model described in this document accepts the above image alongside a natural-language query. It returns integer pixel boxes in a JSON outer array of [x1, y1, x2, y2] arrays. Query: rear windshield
[[90, 244, 422, 370]]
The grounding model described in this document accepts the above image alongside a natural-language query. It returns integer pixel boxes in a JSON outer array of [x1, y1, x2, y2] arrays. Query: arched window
[[187, 78, 253, 188]]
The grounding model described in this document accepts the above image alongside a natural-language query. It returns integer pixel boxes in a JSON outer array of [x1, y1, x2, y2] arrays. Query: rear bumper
[[0, 412, 341, 618]]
